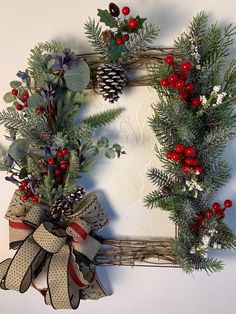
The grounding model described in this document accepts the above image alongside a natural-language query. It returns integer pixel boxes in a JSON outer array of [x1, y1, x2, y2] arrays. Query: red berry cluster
[[160, 55, 201, 108], [192, 199, 233, 233], [48, 147, 70, 184], [166, 143, 202, 175], [108, 3, 139, 46], [11, 88, 29, 111], [19, 179, 40, 203]]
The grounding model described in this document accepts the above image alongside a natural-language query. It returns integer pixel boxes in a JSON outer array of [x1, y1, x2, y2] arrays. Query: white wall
[[1, 1, 236, 313]]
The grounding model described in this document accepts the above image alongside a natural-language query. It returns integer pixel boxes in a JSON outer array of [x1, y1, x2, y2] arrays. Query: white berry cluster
[[190, 230, 222, 258], [199, 85, 227, 111], [185, 178, 203, 198]]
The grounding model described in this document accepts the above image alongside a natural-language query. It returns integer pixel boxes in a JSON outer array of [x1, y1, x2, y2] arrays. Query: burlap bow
[[0, 190, 109, 310]]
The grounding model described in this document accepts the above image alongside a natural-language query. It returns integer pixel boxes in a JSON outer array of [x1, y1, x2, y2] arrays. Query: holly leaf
[[136, 16, 147, 30], [122, 16, 147, 33], [97, 9, 118, 28], [109, 38, 126, 61], [19, 167, 28, 179]]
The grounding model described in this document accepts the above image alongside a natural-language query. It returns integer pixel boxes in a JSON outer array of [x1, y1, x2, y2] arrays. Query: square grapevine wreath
[[0, 2, 236, 311]]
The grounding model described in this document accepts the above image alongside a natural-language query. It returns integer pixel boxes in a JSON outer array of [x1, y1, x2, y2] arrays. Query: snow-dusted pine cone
[[97, 63, 128, 103], [49, 187, 85, 221]]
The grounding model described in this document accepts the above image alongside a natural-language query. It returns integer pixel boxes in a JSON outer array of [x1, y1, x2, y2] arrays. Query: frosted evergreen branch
[[82, 107, 125, 128], [147, 168, 173, 188]]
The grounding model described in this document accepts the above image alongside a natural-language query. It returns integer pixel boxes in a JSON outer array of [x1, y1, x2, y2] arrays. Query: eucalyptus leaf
[[97, 136, 109, 147], [64, 60, 90, 92], [0, 164, 9, 171], [86, 147, 99, 158], [3, 92, 16, 103], [6, 106, 15, 112], [105, 148, 116, 159], [28, 93, 46, 108], [97, 9, 118, 28], [8, 139, 28, 162], [10, 81, 22, 88]]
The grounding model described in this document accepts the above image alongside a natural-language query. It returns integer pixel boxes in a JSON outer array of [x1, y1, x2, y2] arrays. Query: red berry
[[179, 72, 188, 81], [185, 83, 194, 92], [122, 6, 130, 16], [191, 158, 199, 166], [179, 90, 189, 100], [11, 88, 18, 95], [60, 161, 68, 169], [192, 223, 199, 233], [175, 80, 185, 89], [22, 92, 29, 101], [212, 202, 221, 211], [160, 78, 169, 87], [117, 38, 123, 46], [224, 199, 233, 208], [185, 146, 195, 157], [55, 176, 62, 184], [16, 104, 23, 111], [169, 82, 176, 88], [185, 158, 194, 166], [109, 3, 120, 17], [57, 150, 64, 158], [23, 102, 28, 109], [128, 18, 138, 30], [194, 166, 203, 174], [18, 185, 25, 192], [31, 195, 39, 202], [205, 209, 213, 218], [54, 168, 61, 176], [61, 147, 69, 156], [47, 159, 54, 165], [218, 210, 225, 219], [197, 214, 204, 225], [192, 97, 201, 107], [166, 152, 173, 159], [21, 194, 29, 201], [35, 107, 44, 114], [164, 55, 174, 65], [123, 34, 129, 41], [182, 165, 191, 173], [168, 73, 178, 83], [180, 60, 192, 72], [175, 144, 185, 154], [21, 179, 28, 187], [171, 152, 180, 161]]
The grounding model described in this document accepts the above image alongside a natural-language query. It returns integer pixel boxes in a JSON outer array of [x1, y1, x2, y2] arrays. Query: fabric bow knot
[[0, 190, 109, 310]]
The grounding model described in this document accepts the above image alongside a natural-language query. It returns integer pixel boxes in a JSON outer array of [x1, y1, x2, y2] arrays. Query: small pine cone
[[50, 199, 73, 221], [161, 186, 172, 197], [97, 63, 128, 103], [66, 187, 86, 203]]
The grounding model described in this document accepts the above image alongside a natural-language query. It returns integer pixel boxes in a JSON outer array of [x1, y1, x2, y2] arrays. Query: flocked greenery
[[145, 12, 236, 273], [0, 41, 124, 206]]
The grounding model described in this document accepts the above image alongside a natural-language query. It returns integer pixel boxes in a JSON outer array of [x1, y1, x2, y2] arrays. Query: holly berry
[[61, 147, 69, 156], [122, 6, 130, 16], [194, 166, 203, 174], [31, 195, 39, 202], [175, 80, 185, 89], [21, 194, 29, 201], [128, 18, 138, 30], [169, 82, 176, 88], [54, 168, 61, 176], [22, 92, 29, 101], [123, 34, 129, 41], [185, 158, 194, 166], [175, 144, 185, 154], [166, 152, 173, 159], [212, 202, 221, 211], [168, 73, 178, 83], [47, 159, 54, 165], [55, 176, 62, 184], [185, 146, 195, 157], [185, 83, 194, 92], [179, 72, 188, 81], [182, 165, 191, 173], [180, 60, 192, 72], [117, 38, 123, 46], [109, 2, 120, 17], [171, 152, 180, 161], [16, 104, 23, 111], [160, 78, 169, 87], [35, 107, 44, 115], [205, 209, 213, 218], [60, 161, 68, 169], [18, 185, 25, 192], [192, 223, 199, 233], [197, 214, 204, 225], [191, 158, 199, 166], [164, 55, 174, 65], [21, 179, 28, 187], [57, 150, 64, 158], [179, 90, 189, 100], [11, 88, 18, 95], [192, 97, 201, 107], [224, 199, 233, 208]]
